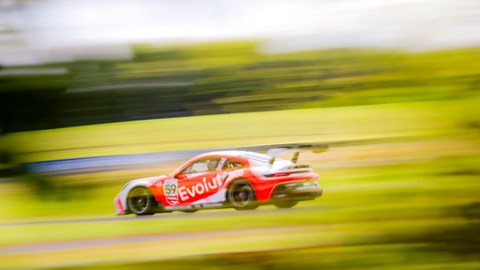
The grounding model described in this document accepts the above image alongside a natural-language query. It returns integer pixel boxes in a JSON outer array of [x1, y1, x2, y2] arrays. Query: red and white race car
[[114, 147, 325, 215]]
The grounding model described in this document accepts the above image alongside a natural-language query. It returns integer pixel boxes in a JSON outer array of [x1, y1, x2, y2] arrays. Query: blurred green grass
[[2, 97, 477, 163], [0, 97, 479, 269]]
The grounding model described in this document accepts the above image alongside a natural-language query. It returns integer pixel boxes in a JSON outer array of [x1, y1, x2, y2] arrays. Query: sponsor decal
[[164, 205, 196, 210], [177, 170, 244, 201]]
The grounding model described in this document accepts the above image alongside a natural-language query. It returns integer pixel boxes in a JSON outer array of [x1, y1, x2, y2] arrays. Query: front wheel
[[227, 180, 258, 210], [127, 187, 157, 216]]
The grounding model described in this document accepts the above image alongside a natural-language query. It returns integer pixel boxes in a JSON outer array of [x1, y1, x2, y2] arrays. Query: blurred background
[[0, 0, 480, 269]]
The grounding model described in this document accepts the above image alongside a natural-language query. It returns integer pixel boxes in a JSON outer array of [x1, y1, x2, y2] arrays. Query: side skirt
[[163, 203, 226, 211]]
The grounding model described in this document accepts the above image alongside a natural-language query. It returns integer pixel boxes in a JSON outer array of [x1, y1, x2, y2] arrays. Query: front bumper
[[114, 194, 127, 215], [270, 180, 323, 201]]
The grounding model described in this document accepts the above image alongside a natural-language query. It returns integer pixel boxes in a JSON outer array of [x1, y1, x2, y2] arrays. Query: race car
[[114, 146, 325, 215]]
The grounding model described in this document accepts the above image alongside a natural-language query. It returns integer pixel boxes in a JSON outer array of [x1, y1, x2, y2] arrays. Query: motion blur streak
[[1, 0, 480, 269]]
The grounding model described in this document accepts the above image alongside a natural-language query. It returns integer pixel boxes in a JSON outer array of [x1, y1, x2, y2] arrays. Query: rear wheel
[[274, 201, 298, 208], [127, 187, 156, 216], [227, 180, 258, 210]]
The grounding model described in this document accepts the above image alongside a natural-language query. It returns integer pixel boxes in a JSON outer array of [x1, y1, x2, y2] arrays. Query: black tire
[[127, 187, 157, 216], [274, 201, 298, 208], [227, 180, 258, 210]]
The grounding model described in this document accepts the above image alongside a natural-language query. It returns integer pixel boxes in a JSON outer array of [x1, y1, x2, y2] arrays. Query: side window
[[182, 159, 220, 174], [222, 159, 244, 170]]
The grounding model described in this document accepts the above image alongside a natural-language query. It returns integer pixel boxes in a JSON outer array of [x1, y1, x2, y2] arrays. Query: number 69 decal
[[163, 179, 178, 196]]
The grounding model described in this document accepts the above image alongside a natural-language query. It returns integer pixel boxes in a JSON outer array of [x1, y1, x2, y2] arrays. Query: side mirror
[[176, 174, 187, 180]]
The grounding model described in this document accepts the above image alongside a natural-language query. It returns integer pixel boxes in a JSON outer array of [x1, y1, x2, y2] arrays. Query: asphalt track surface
[[0, 206, 332, 256], [0, 205, 327, 227], [0, 224, 326, 256]]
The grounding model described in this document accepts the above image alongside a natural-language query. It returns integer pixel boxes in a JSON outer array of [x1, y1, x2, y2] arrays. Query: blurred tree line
[[1, 41, 479, 133]]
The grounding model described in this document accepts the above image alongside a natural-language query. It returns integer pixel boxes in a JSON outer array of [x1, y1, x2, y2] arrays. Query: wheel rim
[[229, 183, 253, 207], [129, 188, 150, 213]]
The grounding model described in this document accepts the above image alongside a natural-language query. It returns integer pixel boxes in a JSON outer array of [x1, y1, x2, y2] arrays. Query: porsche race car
[[114, 146, 325, 215]]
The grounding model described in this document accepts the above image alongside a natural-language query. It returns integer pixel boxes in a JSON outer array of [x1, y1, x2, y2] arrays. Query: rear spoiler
[[264, 144, 329, 165]]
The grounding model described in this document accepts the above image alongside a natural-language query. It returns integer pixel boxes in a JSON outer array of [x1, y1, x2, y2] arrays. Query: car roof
[[197, 150, 254, 158], [196, 150, 276, 163]]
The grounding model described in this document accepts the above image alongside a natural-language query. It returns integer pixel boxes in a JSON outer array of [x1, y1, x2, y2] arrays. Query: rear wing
[[266, 144, 329, 155], [263, 144, 329, 165]]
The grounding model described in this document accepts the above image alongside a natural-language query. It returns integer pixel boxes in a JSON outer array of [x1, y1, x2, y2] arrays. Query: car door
[[175, 158, 224, 205]]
